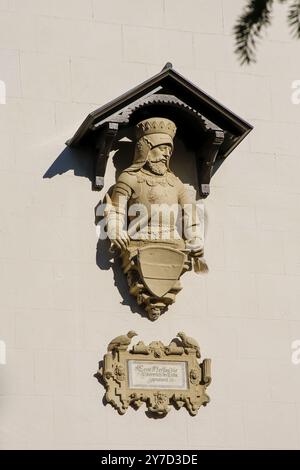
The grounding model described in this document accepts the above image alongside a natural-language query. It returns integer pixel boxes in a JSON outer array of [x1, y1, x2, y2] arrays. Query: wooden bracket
[[196, 129, 224, 198], [94, 122, 119, 190]]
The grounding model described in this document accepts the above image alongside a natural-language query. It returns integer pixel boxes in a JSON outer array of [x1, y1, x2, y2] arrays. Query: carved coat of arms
[[96, 332, 211, 416]]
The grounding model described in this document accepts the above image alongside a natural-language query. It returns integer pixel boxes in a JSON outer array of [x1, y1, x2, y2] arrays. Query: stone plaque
[[128, 360, 188, 390], [97, 332, 211, 416]]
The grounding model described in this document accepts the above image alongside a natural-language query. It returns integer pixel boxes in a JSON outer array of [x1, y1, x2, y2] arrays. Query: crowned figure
[[106, 117, 207, 320]]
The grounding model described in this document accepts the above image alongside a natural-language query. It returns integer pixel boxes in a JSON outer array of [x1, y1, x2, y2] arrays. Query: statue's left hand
[[190, 247, 204, 258], [185, 237, 204, 257]]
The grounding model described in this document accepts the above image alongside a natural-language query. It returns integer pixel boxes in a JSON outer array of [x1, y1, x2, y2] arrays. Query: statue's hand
[[186, 238, 208, 273], [110, 231, 130, 252], [185, 237, 204, 257], [190, 247, 204, 258]]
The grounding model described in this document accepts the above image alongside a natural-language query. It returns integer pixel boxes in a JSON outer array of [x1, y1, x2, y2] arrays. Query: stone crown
[[135, 117, 176, 140]]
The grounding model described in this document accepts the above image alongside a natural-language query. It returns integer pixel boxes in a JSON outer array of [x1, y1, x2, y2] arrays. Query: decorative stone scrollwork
[[96, 332, 211, 416]]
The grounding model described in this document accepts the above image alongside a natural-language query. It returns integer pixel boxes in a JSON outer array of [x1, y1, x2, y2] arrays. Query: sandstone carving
[[105, 117, 208, 321], [97, 332, 211, 416], [107, 331, 137, 352], [177, 331, 201, 358]]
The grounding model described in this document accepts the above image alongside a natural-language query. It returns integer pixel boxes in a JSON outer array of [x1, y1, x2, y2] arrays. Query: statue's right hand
[[110, 232, 130, 252]]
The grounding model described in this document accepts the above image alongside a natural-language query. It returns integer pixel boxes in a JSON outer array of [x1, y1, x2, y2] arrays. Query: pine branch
[[288, 0, 300, 37], [234, 0, 274, 65]]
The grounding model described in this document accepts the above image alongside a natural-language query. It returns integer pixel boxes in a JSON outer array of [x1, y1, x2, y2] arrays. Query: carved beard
[[146, 160, 168, 175]]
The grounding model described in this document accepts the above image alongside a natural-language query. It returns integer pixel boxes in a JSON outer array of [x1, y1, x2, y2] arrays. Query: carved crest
[[137, 246, 185, 298], [96, 332, 211, 416]]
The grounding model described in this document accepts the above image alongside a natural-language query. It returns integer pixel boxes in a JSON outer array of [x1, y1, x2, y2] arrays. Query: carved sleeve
[[107, 173, 134, 239], [111, 173, 133, 208], [178, 182, 204, 248]]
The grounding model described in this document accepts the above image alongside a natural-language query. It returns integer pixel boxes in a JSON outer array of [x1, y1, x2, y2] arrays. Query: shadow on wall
[[96, 235, 148, 319], [43, 144, 95, 184], [42, 127, 135, 188]]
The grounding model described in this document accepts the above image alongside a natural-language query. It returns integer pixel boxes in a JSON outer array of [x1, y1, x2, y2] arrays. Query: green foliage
[[234, 0, 300, 64], [288, 0, 300, 37]]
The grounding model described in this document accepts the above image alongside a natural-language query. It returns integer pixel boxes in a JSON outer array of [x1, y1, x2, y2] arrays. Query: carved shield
[[137, 246, 185, 298]]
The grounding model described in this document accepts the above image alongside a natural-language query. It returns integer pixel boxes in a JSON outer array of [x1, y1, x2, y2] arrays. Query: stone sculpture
[[97, 331, 211, 416], [105, 117, 208, 320], [107, 331, 137, 352]]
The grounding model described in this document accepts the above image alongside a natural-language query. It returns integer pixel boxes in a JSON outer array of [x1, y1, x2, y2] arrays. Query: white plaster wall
[[0, 0, 300, 449]]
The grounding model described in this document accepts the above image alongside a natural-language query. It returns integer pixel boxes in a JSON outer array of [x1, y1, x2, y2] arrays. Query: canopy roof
[[67, 63, 252, 159]]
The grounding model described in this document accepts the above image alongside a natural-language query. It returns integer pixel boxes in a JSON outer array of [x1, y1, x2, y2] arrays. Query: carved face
[[146, 144, 172, 175], [148, 307, 161, 321]]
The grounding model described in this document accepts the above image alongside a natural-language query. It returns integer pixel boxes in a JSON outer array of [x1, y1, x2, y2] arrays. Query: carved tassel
[[193, 256, 209, 274]]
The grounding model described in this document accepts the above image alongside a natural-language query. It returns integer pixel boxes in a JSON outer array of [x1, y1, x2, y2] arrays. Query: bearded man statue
[[105, 117, 207, 320]]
